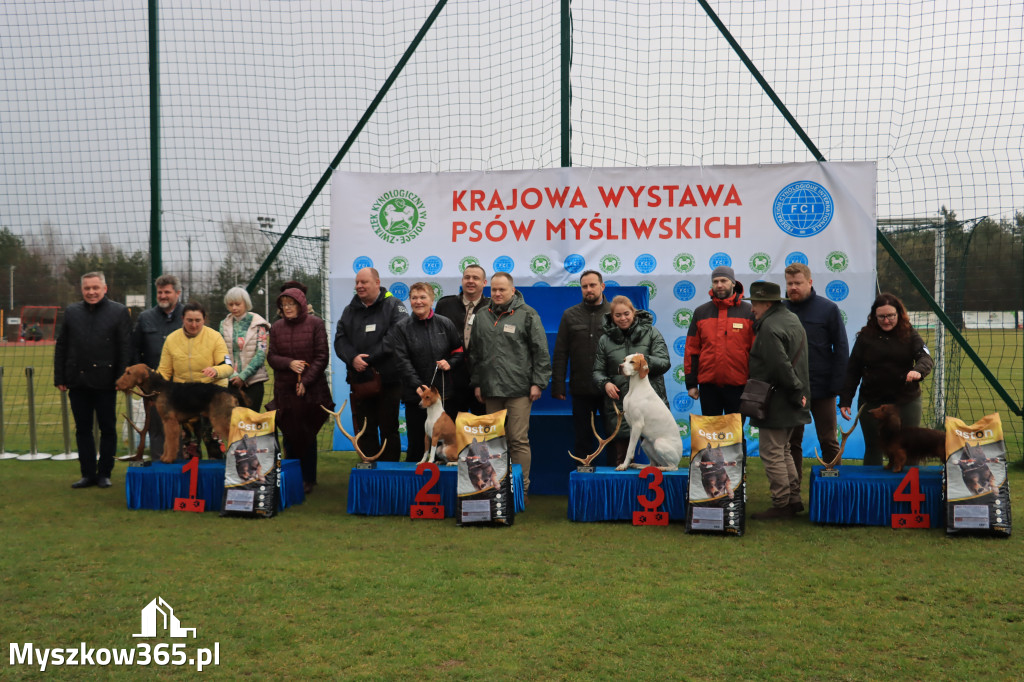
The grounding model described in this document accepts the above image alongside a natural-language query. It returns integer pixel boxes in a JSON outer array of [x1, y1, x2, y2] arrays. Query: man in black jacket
[[130, 273, 184, 459], [334, 267, 408, 461], [784, 264, 849, 487], [434, 264, 489, 418], [54, 272, 132, 489], [552, 270, 612, 462]]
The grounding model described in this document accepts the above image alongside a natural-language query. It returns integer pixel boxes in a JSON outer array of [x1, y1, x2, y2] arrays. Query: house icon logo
[[133, 597, 197, 638]]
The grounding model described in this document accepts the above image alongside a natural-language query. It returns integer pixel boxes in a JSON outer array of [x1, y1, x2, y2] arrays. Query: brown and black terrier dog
[[868, 404, 945, 473], [116, 363, 244, 464]]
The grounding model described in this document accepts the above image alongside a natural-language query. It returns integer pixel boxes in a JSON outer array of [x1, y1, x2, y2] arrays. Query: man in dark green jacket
[[746, 281, 811, 520], [552, 270, 612, 460], [470, 272, 551, 493]]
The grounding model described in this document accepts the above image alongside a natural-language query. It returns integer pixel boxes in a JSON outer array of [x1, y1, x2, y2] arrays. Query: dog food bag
[[455, 409, 514, 527], [944, 413, 1011, 537], [686, 413, 746, 536], [220, 407, 281, 519]]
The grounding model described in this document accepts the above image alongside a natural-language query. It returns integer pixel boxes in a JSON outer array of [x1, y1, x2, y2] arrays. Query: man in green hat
[[746, 280, 811, 520]]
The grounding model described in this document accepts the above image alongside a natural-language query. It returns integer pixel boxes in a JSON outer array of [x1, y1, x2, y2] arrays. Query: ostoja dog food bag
[[220, 407, 281, 519], [944, 412, 1010, 537], [686, 413, 746, 536], [455, 409, 514, 526]]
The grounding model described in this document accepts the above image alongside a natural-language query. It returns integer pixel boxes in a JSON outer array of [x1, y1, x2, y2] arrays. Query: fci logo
[[370, 190, 426, 244]]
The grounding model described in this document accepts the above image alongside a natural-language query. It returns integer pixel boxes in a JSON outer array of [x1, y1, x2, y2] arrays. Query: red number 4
[[891, 467, 929, 529]]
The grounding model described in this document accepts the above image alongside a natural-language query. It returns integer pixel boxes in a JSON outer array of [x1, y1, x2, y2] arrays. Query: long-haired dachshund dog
[[115, 363, 243, 463], [868, 404, 945, 473]]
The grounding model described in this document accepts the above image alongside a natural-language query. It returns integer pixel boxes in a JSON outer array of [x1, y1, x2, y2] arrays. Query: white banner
[[329, 161, 877, 449]]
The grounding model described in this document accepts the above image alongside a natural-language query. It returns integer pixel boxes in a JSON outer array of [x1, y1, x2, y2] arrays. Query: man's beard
[[714, 289, 732, 300]]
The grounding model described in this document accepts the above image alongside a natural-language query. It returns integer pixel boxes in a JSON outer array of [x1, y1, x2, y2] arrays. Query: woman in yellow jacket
[[157, 301, 234, 457]]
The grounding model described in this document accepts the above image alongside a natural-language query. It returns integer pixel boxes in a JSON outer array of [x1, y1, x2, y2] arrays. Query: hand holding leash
[[605, 382, 620, 400], [905, 370, 922, 382], [201, 367, 218, 379], [353, 354, 370, 372], [289, 360, 307, 375]]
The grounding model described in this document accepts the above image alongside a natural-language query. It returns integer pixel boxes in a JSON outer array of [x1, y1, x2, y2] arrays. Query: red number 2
[[414, 462, 441, 505]]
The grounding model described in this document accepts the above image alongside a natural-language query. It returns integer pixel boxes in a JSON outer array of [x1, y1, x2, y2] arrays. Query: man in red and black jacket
[[683, 265, 755, 416]]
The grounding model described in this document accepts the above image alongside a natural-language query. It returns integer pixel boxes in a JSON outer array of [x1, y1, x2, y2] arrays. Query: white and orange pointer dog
[[416, 385, 458, 465], [617, 353, 684, 471]]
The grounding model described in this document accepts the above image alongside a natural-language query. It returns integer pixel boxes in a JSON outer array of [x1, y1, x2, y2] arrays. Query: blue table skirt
[[568, 467, 689, 522], [808, 465, 943, 527], [126, 459, 304, 512], [346, 462, 526, 516]]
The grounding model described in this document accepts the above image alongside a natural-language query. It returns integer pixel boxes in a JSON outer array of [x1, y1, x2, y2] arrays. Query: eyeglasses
[[876, 313, 898, 321]]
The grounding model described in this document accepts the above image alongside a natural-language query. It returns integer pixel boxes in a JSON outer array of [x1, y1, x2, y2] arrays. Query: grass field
[[2, 454, 1023, 680]]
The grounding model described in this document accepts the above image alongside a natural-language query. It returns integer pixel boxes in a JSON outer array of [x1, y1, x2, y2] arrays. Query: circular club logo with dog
[[673, 308, 693, 329], [825, 280, 849, 302], [563, 254, 585, 274], [786, 251, 809, 266], [635, 253, 657, 274], [672, 365, 686, 385], [744, 423, 760, 440], [599, 254, 621, 274], [493, 256, 515, 273], [371, 190, 426, 244], [459, 256, 480, 272], [749, 252, 772, 274], [709, 252, 732, 269], [429, 282, 443, 300], [673, 280, 696, 301], [530, 255, 552, 275], [840, 309, 848, 325], [422, 256, 443, 276], [388, 256, 409, 275], [353, 256, 373, 273], [676, 420, 691, 438], [638, 280, 657, 300], [825, 250, 849, 273], [773, 181, 834, 237], [673, 252, 696, 273], [389, 282, 409, 300]]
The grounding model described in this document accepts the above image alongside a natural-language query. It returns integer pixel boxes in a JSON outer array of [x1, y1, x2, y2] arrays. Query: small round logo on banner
[[604, 279, 619, 287], [371, 190, 426, 244], [638, 280, 657, 300], [749, 252, 772, 274], [389, 282, 409, 300], [673, 393, 694, 412], [744, 423, 760, 441], [458, 256, 480, 273], [649, 311, 657, 324], [773, 181, 834, 237], [673, 280, 696, 301], [825, 250, 849, 272], [532, 281, 551, 287], [635, 253, 657, 274], [530, 255, 552, 275], [673, 252, 696, 273], [785, 251, 809, 266], [599, 254, 621, 274], [353, 256, 373, 273], [563, 254, 585, 274], [398, 417, 407, 435], [840, 309, 848, 325], [676, 420, 691, 438], [709, 252, 732, 269], [429, 282, 443, 300], [493, 255, 515, 273], [673, 308, 693, 329], [388, 256, 409, 276], [825, 280, 850, 302], [673, 336, 687, 357], [422, 256, 443, 276], [672, 365, 686, 385], [567, 281, 581, 288]]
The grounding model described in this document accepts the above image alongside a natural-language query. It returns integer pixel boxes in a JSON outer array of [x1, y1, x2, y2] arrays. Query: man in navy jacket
[[784, 264, 849, 487]]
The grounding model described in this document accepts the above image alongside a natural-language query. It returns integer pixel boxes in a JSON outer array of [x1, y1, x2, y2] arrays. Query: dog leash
[[428, 364, 447, 403]]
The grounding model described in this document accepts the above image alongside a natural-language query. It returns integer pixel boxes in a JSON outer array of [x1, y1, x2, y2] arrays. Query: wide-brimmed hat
[[747, 280, 785, 302]]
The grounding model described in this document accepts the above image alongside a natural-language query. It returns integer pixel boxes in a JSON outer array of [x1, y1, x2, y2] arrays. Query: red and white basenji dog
[[416, 385, 458, 465]]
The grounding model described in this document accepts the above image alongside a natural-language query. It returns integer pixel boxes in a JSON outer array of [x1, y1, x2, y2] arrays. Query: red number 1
[[891, 467, 929, 528], [174, 457, 205, 513]]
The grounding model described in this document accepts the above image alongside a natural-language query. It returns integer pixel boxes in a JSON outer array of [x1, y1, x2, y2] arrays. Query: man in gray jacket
[[551, 270, 611, 460], [470, 272, 551, 493], [130, 273, 184, 459], [746, 281, 810, 520]]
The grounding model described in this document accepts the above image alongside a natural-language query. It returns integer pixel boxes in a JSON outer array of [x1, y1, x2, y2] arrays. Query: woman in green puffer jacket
[[592, 296, 671, 466]]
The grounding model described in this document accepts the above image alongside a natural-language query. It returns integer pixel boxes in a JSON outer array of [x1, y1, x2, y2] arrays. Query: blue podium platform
[[346, 462, 526, 516], [808, 465, 943, 527], [125, 459, 304, 512], [568, 467, 689, 522]]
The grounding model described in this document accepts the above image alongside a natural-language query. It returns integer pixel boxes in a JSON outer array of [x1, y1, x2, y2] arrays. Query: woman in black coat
[[839, 293, 934, 466], [386, 282, 463, 463]]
